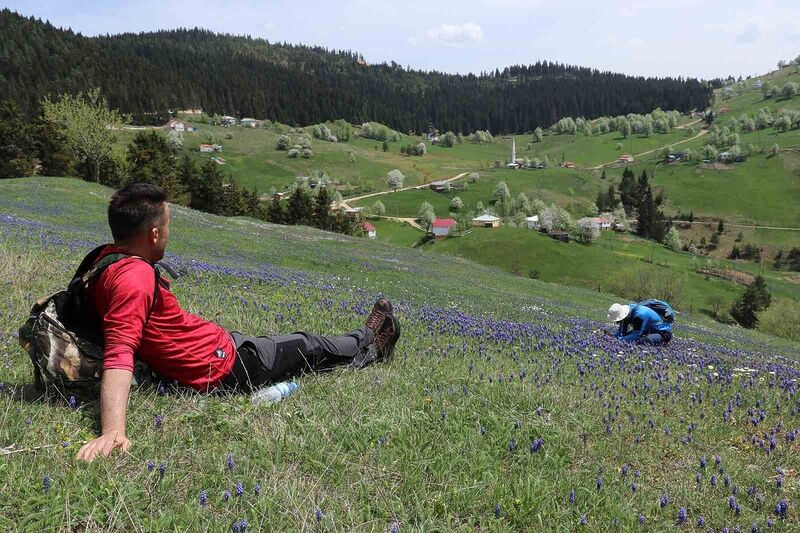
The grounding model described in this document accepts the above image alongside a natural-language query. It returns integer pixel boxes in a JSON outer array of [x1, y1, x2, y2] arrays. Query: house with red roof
[[361, 222, 376, 239], [431, 218, 457, 238]]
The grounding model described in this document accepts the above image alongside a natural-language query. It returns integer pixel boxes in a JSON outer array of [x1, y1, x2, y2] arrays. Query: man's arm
[[76, 369, 133, 462], [621, 313, 651, 341]]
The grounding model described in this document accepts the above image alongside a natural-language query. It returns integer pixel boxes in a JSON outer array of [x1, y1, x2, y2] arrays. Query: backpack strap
[[68, 247, 162, 317]]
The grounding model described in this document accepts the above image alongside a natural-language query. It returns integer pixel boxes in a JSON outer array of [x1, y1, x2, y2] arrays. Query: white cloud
[[410, 22, 484, 47], [734, 23, 761, 44]]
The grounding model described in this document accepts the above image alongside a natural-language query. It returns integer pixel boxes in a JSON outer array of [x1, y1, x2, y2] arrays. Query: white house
[[526, 215, 540, 230], [472, 214, 501, 228], [431, 218, 457, 237], [166, 119, 186, 132], [590, 216, 613, 230], [344, 207, 364, 220], [241, 118, 259, 128], [220, 115, 237, 126], [361, 222, 376, 239], [752, 80, 764, 89]]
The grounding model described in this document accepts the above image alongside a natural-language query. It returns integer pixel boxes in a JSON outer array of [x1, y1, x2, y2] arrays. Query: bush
[[758, 298, 800, 341], [606, 268, 685, 310]]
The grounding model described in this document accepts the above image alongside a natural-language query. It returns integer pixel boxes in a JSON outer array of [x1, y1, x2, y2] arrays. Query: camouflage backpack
[[18, 245, 160, 400]]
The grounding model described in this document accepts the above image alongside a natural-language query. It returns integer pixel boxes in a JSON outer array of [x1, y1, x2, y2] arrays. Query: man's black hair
[[108, 183, 167, 241]]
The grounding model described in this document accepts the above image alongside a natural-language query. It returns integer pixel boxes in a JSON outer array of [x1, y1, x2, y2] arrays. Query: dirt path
[[337, 172, 469, 209], [373, 215, 425, 231], [589, 129, 708, 170]]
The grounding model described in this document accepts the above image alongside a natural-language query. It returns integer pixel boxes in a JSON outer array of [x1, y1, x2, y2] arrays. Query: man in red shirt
[[76, 183, 400, 462]]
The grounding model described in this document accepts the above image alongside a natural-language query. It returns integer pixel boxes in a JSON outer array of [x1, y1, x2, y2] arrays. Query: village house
[[199, 144, 223, 153], [429, 180, 450, 193], [752, 80, 764, 89], [220, 116, 237, 126], [666, 152, 688, 163], [166, 119, 186, 132], [547, 230, 570, 242], [361, 222, 376, 239], [431, 218, 457, 238], [273, 192, 289, 202], [177, 108, 203, 115], [590, 216, 613, 230], [471, 214, 501, 228], [718, 152, 747, 163], [563, 161, 577, 169], [525, 215, 540, 230], [240, 118, 259, 128], [344, 207, 364, 221], [718, 107, 731, 114], [618, 154, 634, 163]]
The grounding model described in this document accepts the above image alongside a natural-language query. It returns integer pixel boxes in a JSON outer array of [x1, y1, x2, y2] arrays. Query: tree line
[[0, 9, 711, 134]]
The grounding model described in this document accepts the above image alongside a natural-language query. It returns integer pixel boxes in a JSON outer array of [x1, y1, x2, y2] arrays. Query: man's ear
[[150, 226, 159, 244]]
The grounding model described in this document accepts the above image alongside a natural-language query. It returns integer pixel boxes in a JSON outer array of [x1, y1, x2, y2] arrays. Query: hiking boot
[[353, 314, 401, 368], [365, 298, 393, 336]]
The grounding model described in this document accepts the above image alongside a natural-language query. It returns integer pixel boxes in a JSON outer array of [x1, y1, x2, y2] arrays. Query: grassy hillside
[[422, 226, 800, 314], [1, 177, 799, 530]]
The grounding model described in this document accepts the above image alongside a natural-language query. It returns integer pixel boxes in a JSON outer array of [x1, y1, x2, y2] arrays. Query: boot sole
[[379, 315, 401, 362]]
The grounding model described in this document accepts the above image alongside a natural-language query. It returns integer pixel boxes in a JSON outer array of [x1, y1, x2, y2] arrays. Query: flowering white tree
[[575, 218, 600, 243], [387, 169, 405, 191], [450, 196, 464, 211], [664, 227, 682, 251]]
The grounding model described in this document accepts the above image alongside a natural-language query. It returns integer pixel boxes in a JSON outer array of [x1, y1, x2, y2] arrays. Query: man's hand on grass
[[76, 430, 131, 462]]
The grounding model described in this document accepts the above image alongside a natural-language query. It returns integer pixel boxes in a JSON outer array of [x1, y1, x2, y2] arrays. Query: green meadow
[[1, 177, 798, 531]]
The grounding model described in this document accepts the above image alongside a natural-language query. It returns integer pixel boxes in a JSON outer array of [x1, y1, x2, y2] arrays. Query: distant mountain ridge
[[0, 9, 711, 133]]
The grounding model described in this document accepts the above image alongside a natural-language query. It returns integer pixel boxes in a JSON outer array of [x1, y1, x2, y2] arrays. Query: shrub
[[758, 298, 800, 341]]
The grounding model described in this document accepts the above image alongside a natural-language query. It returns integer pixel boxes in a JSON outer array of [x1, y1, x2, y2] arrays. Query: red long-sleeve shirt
[[89, 246, 236, 391]]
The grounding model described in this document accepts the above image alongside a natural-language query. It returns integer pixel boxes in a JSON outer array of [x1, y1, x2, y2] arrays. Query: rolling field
[[1, 177, 799, 531], [422, 226, 800, 315]]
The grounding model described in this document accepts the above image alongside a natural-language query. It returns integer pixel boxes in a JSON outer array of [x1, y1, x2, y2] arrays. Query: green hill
[[1, 177, 798, 530]]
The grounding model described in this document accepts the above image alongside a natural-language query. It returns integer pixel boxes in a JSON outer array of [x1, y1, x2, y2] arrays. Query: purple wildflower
[[199, 490, 207, 507], [235, 482, 244, 497], [223, 490, 231, 502], [68, 396, 77, 410], [580, 514, 587, 526], [146, 460, 155, 471], [639, 515, 645, 524], [698, 516, 705, 527], [660, 495, 669, 508], [711, 474, 718, 487], [315, 509, 323, 522], [154, 414, 162, 429], [227, 454, 235, 470], [751, 524, 759, 533], [233, 522, 240, 533], [729, 496, 737, 510], [596, 476, 603, 491], [254, 483, 261, 496], [700, 456, 707, 469], [391, 522, 399, 533], [158, 463, 166, 477], [621, 464, 629, 477], [569, 490, 575, 504], [240, 519, 247, 532], [678, 507, 687, 524], [494, 503, 501, 518], [508, 439, 516, 453], [514, 420, 521, 429], [530, 437, 544, 452], [775, 500, 789, 520], [43, 475, 52, 494]]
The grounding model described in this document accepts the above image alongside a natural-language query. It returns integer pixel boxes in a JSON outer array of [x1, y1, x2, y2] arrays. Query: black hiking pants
[[220, 327, 374, 392]]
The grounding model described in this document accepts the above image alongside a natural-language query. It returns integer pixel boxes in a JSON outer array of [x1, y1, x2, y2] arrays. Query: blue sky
[[7, 0, 800, 80]]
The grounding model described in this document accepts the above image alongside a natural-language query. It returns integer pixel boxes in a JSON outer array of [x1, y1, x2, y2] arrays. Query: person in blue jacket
[[607, 302, 672, 345]]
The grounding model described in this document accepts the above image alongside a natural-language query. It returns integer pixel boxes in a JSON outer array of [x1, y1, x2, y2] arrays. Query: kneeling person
[[607, 302, 672, 346], [77, 183, 400, 462]]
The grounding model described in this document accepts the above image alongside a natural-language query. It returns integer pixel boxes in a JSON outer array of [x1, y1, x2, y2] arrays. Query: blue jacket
[[614, 304, 672, 341]]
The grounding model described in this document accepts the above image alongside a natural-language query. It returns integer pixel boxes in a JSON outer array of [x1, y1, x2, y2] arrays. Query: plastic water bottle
[[251, 381, 298, 405]]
